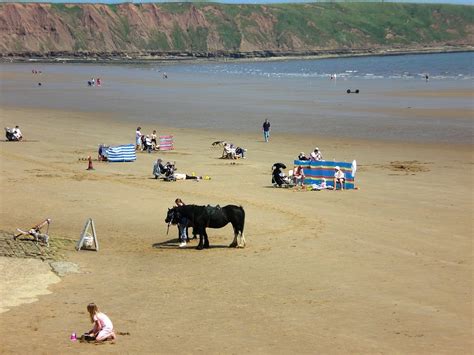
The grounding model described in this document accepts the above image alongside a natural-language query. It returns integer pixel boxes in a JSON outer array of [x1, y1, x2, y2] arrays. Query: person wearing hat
[[333, 166, 345, 190], [310, 147, 323, 161]]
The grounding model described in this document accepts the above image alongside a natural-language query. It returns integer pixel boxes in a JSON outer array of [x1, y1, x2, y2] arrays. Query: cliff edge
[[1, 2, 473, 59]]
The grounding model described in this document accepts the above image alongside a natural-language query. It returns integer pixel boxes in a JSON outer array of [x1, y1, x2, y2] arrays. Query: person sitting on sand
[[153, 158, 167, 179], [235, 146, 247, 159], [97, 144, 108, 161], [13, 126, 23, 141], [143, 135, 153, 153], [222, 142, 236, 159], [333, 166, 346, 190], [297, 152, 309, 161], [310, 147, 323, 161], [85, 303, 116, 342]]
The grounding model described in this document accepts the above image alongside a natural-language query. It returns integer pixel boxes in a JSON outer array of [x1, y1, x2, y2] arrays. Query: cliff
[[1, 2, 473, 60]]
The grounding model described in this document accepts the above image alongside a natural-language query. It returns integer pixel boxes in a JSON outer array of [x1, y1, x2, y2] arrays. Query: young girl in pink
[[86, 303, 116, 341]]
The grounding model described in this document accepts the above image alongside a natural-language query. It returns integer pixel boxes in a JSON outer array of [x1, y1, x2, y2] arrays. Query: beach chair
[[14, 218, 51, 246]]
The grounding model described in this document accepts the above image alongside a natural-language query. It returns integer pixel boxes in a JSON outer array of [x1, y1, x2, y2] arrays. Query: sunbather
[[172, 173, 201, 181]]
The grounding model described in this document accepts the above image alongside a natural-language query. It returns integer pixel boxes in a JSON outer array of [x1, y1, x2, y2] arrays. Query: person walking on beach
[[262, 119, 271, 142], [85, 303, 116, 342], [135, 127, 142, 151]]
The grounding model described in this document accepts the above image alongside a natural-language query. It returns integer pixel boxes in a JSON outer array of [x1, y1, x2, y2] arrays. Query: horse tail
[[238, 205, 246, 247], [239, 205, 245, 232]]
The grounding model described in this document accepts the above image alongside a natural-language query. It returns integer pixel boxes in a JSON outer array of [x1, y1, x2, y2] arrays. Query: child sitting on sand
[[85, 303, 116, 342]]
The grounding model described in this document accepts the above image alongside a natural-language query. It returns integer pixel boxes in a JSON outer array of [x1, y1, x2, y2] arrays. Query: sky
[[1, 0, 472, 4]]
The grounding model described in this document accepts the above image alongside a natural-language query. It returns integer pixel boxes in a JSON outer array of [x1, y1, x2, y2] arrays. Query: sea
[[1, 52, 473, 143]]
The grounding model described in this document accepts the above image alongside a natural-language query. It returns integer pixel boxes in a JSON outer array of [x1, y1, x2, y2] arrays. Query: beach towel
[[105, 144, 136, 162], [294, 160, 357, 189], [159, 135, 174, 151]]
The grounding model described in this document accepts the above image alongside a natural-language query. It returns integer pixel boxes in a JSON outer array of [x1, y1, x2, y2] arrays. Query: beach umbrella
[[272, 163, 286, 170]]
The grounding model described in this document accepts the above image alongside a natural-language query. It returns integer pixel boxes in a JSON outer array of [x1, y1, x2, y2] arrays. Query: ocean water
[[1, 52, 473, 143], [165, 51, 474, 80]]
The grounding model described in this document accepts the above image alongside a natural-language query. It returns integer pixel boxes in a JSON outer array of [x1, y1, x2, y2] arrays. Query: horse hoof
[[196, 245, 204, 250], [203, 244, 210, 249], [229, 243, 237, 248]]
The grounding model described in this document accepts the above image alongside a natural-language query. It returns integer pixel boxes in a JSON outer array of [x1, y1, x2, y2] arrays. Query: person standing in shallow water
[[262, 118, 271, 142]]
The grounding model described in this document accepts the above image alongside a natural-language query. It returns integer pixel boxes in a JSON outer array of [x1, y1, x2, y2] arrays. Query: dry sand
[[0, 97, 472, 352]]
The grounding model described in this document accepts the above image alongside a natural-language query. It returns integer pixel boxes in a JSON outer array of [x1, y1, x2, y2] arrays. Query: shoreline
[[1, 46, 473, 64]]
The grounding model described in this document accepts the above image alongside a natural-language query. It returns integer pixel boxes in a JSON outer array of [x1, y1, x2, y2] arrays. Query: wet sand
[[0, 70, 472, 353]]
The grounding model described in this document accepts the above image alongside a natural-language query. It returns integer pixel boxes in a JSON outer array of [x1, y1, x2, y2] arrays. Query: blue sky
[[2, 0, 472, 4]]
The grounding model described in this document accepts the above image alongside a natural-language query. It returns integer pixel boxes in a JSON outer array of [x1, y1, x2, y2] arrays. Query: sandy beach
[[0, 63, 472, 353]]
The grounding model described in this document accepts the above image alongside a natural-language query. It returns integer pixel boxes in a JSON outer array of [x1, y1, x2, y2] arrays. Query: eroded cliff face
[[1, 2, 473, 58]]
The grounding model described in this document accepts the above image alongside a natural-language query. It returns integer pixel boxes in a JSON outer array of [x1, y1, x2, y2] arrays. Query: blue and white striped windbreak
[[105, 144, 136, 162]]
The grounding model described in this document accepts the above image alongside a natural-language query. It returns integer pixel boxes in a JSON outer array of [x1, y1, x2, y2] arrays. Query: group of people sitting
[[219, 142, 246, 159], [272, 164, 346, 190], [272, 164, 305, 188], [5, 126, 23, 141], [136, 127, 159, 152], [297, 147, 323, 161], [153, 159, 202, 182], [308, 166, 346, 191]]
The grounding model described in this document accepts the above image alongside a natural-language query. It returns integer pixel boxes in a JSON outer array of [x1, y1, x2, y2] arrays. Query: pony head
[[165, 207, 180, 225]]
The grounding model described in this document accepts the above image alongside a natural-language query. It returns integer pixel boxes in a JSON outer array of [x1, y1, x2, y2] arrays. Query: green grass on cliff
[[37, 3, 474, 53]]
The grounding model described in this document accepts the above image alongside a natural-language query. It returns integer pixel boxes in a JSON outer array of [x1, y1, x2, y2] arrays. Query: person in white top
[[86, 303, 116, 342], [13, 126, 23, 141], [135, 127, 142, 151], [310, 147, 323, 161], [333, 166, 346, 190]]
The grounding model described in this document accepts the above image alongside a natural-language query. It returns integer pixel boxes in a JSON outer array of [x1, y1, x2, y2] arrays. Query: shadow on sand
[[152, 238, 229, 250]]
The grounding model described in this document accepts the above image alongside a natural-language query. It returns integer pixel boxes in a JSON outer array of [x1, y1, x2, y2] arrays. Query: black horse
[[165, 204, 246, 250]]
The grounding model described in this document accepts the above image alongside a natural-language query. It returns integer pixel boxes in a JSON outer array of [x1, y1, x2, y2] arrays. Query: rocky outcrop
[[1, 2, 473, 60]]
